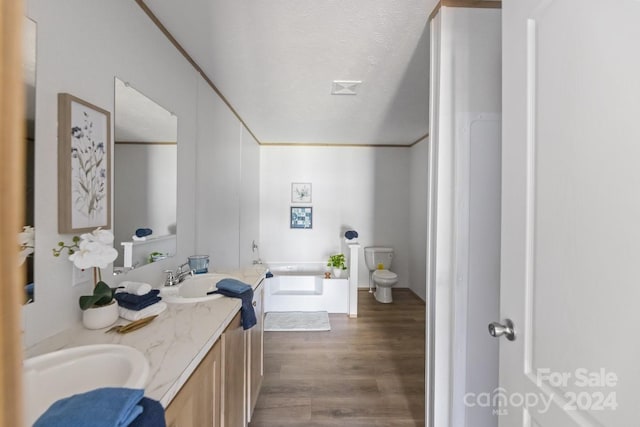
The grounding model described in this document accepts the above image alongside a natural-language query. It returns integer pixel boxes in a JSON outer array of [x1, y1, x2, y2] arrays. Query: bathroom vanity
[[25, 267, 266, 427], [165, 300, 263, 427]]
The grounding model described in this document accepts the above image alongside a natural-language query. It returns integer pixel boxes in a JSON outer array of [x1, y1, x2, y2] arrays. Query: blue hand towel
[[215, 278, 251, 294], [115, 290, 161, 311], [115, 289, 159, 304], [34, 387, 144, 427], [128, 397, 166, 427], [116, 296, 162, 311], [211, 279, 256, 330]]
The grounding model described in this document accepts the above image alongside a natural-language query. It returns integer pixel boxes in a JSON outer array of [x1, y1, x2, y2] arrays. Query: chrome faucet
[[164, 262, 194, 286], [164, 270, 177, 287], [176, 262, 195, 283]]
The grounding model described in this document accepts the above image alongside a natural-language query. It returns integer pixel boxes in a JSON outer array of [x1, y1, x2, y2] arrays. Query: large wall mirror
[[22, 17, 37, 304], [113, 77, 177, 271]]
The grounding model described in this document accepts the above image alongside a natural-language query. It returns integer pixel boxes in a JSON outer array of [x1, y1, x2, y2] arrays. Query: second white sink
[[160, 273, 236, 304]]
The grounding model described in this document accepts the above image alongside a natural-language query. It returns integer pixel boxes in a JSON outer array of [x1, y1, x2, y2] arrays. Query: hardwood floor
[[250, 289, 425, 427]]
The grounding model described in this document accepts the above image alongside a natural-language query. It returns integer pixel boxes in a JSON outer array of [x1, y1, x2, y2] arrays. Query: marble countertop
[[24, 266, 266, 408]]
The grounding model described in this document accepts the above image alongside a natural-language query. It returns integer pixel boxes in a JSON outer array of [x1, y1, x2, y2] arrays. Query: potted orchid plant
[[53, 227, 119, 329]]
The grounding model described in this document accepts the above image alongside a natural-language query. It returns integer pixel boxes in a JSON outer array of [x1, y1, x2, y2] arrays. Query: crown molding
[[429, 0, 501, 22]]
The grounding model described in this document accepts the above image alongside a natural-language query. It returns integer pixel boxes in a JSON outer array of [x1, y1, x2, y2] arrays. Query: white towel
[[119, 281, 153, 296], [118, 301, 167, 321]]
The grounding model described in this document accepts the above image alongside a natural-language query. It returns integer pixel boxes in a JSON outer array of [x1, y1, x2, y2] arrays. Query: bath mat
[[264, 311, 331, 332]]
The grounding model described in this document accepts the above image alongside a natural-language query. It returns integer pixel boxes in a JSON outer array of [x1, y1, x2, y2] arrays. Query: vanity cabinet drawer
[[222, 311, 246, 426], [165, 339, 222, 427]]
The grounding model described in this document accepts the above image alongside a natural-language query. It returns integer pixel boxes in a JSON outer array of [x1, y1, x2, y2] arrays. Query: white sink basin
[[23, 344, 149, 426], [159, 273, 237, 304]]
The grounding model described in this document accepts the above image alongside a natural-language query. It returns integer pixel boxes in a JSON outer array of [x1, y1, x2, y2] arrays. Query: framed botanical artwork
[[290, 206, 313, 229], [291, 182, 312, 203], [58, 93, 111, 233]]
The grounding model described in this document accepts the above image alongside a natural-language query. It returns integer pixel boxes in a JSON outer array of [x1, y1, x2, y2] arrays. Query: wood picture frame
[[291, 182, 311, 203], [58, 93, 111, 233]]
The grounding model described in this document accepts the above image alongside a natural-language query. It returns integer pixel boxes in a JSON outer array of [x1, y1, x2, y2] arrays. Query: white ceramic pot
[[333, 268, 344, 278], [82, 300, 119, 330]]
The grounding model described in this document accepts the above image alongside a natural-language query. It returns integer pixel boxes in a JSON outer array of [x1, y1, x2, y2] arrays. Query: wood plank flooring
[[249, 289, 426, 427]]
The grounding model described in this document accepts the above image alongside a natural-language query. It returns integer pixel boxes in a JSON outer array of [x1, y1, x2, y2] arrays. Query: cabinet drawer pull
[[252, 301, 257, 307]]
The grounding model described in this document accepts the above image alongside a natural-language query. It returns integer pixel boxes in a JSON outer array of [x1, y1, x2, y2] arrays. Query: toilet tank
[[364, 247, 394, 271]]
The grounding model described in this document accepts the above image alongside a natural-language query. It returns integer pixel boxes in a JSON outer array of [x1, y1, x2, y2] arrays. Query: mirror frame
[[22, 16, 37, 304]]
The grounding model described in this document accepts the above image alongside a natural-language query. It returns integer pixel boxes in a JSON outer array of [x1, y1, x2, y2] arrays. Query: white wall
[[23, 0, 260, 346], [464, 119, 501, 426], [194, 76, 242, 269], [259, 145, 411, 288], [239, 127, 261, 266], [194, 89, 261, 270], [428, 6, 502, 427], [409, 139, 429, 301]]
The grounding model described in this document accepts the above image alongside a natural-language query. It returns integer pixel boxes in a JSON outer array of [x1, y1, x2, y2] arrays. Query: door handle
[[488, 319, 516, 341]]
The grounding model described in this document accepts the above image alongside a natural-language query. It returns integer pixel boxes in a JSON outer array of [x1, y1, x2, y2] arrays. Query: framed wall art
[[58, 93, 111, 233], [291, 182, 312, 203], [290, 206, 313, 229]]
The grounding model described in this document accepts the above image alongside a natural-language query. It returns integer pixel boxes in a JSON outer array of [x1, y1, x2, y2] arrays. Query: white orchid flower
[[68, 229, 118, 269], [19, 247, 34, 266], [18, 225, 35, 247], [79, 227, 114, 245]]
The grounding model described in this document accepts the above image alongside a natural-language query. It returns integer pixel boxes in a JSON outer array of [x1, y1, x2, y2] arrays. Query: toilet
[[364, 247, 398, 303]]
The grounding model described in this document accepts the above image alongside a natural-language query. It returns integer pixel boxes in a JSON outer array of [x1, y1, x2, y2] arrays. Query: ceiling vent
[[331, 80, 362, 95]]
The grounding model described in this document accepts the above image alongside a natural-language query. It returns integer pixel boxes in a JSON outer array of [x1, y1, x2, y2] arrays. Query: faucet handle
[[164, 270, 176, 286]]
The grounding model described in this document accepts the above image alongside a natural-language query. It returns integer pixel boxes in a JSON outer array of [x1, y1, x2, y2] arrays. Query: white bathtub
[[265, 264, 349, 313], [267, 262, 326, 276]]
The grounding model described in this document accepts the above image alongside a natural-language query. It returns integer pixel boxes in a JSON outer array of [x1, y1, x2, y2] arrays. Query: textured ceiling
[[142, 0, 432, 145]]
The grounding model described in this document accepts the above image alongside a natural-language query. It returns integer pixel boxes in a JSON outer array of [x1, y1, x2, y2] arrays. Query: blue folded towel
[[135, 228, 152, 238], [128, 397, 166, 427], [344, 230, 359, 240], [216, 278, 251, 294], [115, 290, 161, 311], [210, 279, 256, 330], [34, 387, 144, 427]]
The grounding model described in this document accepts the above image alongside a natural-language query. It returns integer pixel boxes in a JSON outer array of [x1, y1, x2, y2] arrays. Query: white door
[[499, 0, 640, 425]]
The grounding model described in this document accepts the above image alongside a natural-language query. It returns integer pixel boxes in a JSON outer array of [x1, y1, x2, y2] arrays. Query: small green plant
[[148, 251, 165, 263], [327, 253, 347, 270]]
